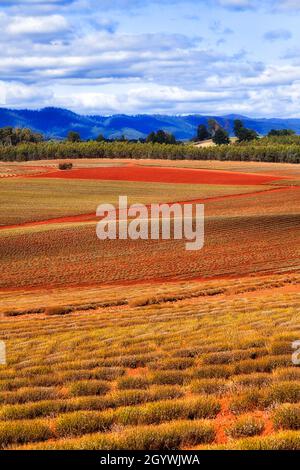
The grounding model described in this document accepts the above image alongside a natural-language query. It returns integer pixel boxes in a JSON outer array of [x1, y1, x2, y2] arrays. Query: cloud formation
[[0, 0, 299, 116]]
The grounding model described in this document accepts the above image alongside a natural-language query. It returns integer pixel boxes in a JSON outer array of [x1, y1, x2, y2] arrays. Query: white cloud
[[0, 81, 53, 107], [0, 0, 300, 117], [5, 15, 69, 36]]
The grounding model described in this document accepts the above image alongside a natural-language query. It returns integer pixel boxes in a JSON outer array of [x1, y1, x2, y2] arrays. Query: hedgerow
[[1, 140, 300, 163]]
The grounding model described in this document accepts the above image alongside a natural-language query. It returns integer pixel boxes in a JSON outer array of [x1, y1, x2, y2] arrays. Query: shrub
[[203, 351, 233, 365], [117, 400, 185, 426], [194, 365, 232, 379], [56, 410, 114, 437], [173, 348, 200, 358], [58, 162, 73, 170], [149, 358, 194, 371], [149, 386, 184, 401], [273, 404, 300, 430], [117, 376, 150, 390], [60, 367, 124, 382], [0, 387, 60, 405], [0, 400, 78, 420], [190, 379, 227, 395], [44, 306, 72, 316], [233, 373, 272, 390], [115, 397, 220, 426], [69, 381, 110, 397], [18, 366, 53, 378], [270, 341, 292, 355], [233, 355, 291, 375], [229, 391, 262, 414], [0, 420, 53, 448], [107, 390, 149, 407], [151, 371, 188, 386], [24, 420, 216, 450], [119, 420, 216, 450], [225, 416, 264, 439], [0, 378, 28, 392], [186, 397, 221, 419], [273, 368, 300, 382], [263, 382, 300, 406], [236, 431, 300, 450]]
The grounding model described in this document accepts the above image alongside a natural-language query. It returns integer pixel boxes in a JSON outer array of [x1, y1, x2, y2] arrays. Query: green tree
[[268, 129, 295, 137], [146, 130, 177, 144], [196, 124, 210, 142], [67, 131, 81, 142], [233, 119, 244, 137], [0, 127, 43, 146], [234, 120, 258, 142], [0, 127, 15, 146], [146, 131, 156, 143], [212, 128, 230, 145], [96, 133, 106, 142]]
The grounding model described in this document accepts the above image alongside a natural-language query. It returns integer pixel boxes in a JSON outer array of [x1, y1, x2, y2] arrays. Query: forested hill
[[1, 107, 300, 141]]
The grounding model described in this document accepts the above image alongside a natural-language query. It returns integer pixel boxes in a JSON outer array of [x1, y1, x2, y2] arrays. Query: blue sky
[[0, 0, 300, 116]]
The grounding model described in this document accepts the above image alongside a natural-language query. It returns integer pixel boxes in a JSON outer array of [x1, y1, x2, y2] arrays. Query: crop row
[[1, 141, 300, 163]]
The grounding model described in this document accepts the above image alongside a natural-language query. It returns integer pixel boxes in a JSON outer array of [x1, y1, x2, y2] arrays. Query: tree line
[[0, 120, 299, 163], [0, 127, 43, 146], [1, 140, 299, 163]]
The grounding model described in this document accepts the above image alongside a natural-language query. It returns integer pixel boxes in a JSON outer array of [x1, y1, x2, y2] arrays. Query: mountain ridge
[[1, 107, 300, 140]]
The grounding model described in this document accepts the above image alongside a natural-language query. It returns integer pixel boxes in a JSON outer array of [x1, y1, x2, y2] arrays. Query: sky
[[0, 0, 300, 117]]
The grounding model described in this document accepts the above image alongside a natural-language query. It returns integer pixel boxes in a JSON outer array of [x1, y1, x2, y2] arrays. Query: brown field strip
[[0, 213, 299, 290]]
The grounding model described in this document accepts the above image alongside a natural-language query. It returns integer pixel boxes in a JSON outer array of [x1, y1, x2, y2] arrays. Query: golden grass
[[0, 279, 299, 450], [0, 177, 268, 226]]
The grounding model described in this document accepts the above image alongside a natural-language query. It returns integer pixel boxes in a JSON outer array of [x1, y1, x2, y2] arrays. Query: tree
[[59, 162, 73, 170], [15, 128, 43, 143], [146, 131, 156, 143], [146, 130, 177, 145], [233, 119, 244, 136], [212, 128, 230, 145], [96, 133, 106, 142], [234, 119, 258, 142], [207, 119, 221, 137], [268, 129, 295, 137], [0, 127, 15, 146], [0, 127, 43, 146], [67, 131, 81, 142], [196, 124, 210, 142]]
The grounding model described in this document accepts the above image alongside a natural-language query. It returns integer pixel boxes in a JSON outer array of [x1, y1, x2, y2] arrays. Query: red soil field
[[29, 166, 283, 185]]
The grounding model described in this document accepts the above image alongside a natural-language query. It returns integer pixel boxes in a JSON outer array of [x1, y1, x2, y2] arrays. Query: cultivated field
[[0, 158, 299, 450], [0, 275, 300, 450]]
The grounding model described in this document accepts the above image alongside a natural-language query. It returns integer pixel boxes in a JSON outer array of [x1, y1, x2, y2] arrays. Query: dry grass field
[[0, 274, 299, 450], [0, 159, 299, 450], [0, 178, 270, 226]]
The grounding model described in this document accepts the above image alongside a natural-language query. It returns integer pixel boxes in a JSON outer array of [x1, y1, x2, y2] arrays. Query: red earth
[[28, 166, 283, 185]]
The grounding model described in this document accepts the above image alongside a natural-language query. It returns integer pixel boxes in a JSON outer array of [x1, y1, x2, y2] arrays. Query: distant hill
[[1, 107, 300, 141]]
